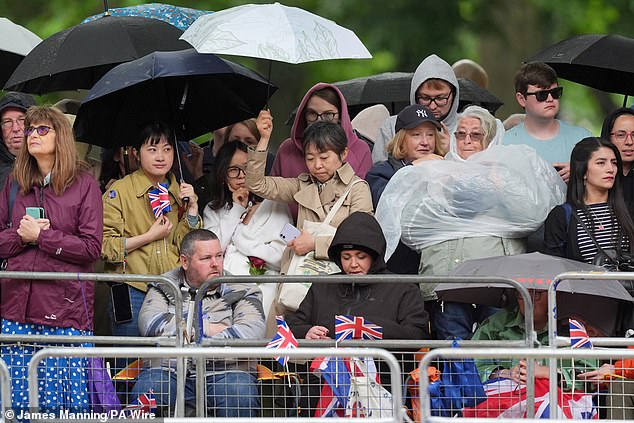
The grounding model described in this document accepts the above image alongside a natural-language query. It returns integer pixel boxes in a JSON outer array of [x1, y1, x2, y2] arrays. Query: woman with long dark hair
[[203, 141, 290, 275], [544, 137, 634, 262]]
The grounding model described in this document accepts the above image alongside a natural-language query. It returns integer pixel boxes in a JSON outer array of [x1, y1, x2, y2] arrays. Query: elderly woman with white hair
[[376, 106, 565, 340]]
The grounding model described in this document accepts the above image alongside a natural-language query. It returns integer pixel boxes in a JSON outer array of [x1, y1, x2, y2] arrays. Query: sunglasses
[[24, 125, 54, 137], [524, 86, 563, 102]]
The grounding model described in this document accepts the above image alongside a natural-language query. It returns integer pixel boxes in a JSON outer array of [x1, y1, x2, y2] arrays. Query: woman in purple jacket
[[0, 106, 103, 412]]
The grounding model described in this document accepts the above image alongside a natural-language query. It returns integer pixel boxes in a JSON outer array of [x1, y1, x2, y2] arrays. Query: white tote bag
[[345, 358, 393, 418], [278, 180, 363, 312]]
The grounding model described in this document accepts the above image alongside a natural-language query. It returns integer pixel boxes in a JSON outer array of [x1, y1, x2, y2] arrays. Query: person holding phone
[[0, 106, 103, 412], [202, 141, 290, 318], [247, 110, 373, 274], [101, 121, 201, 340]]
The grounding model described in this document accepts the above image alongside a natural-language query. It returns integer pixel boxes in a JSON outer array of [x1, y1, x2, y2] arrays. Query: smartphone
[[279, 223, 301, 244], [25, 207, 44, 219], [111, 283, 133, 324]]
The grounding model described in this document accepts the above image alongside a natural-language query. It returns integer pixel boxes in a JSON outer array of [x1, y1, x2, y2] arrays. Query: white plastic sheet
[[376, 144, 566, 259]]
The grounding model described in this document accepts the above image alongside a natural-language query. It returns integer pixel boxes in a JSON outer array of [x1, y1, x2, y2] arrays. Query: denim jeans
[[431, 301, 499, 340], [131, 368, 260, 417]]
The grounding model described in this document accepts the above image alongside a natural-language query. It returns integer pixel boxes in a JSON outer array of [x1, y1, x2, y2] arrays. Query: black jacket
[[0, 142, 15, 192], [287, 212, 429, 339]]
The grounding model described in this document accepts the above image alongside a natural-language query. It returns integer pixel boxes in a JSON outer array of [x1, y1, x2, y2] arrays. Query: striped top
[[576, 203, 629, 263]]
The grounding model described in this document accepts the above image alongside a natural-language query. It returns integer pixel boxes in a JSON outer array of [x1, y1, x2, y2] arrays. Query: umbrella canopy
[[180, 2, 371, 64], [82, 3, 212, 30], [4, 16, 190, 94], [526, 34, 634, 97], [331, 72, 503, 117], [0, 17, 42, 87], [435, 252, 632, 336], [74, 48, 276, 149]]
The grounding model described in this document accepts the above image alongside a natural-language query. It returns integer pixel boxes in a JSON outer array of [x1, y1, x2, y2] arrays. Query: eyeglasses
[[610, 131, 634, 143], [304, 110, 338, 123], [416, 93, 452, 107], [454, 131, 485, 142], [226, 166, 246, 178], [0, 117, 25, 129], [24, 125, 54, 137], [524, 86, 563, 102]]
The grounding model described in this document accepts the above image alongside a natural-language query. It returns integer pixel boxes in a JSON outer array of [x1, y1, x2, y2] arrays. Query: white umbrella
[[180, 2, 372, 64], [0, 17, 41, 87]]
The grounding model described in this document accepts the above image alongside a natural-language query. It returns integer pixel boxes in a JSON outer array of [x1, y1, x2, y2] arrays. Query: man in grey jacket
[[132, 229, 265, 417], [0, 92, 35, 190]]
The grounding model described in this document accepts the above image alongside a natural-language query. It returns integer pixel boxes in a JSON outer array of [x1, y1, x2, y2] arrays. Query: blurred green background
[[4, 0, 634, 144]]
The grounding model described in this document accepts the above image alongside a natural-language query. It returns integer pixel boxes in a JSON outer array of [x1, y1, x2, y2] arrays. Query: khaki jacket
[[101, 169, 201, 291], [246, 149, 373, 267]]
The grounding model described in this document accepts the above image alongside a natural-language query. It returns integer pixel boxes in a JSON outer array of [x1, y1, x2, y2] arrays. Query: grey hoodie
[[372, 55, 460, 163]]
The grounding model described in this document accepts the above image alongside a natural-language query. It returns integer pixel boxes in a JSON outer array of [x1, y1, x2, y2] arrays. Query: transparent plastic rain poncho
[[376, 144, 566, 260]]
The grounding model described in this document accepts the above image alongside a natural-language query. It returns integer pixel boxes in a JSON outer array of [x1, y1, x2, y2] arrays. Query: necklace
[[588, 206, 606, 231]]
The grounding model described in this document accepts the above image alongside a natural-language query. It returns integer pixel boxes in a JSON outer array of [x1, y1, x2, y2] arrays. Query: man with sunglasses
[[504, 62, 591, 182], [373, 54, 460, 163], [0, 92, 35, 190]]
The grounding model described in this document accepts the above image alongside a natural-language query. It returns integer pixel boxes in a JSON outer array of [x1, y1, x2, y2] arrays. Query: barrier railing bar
[[0, 359, 11, 423], [420, 347, 634, 423], [548, 271, 634, 418], [27, 347, 403, 423]]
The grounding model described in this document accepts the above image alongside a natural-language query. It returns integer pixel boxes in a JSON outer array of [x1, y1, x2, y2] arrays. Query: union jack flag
[[335, 315, 383, 342], [125, 390, 157, 414], [569, 319, 593, 349], [266, 315, 299, 366], [148, 183, 171, 218]]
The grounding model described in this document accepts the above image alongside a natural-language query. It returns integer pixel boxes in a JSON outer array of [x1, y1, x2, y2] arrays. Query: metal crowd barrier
[[547, 271, 634, 412], [0, 271, 187, 416], [0, 359, 12, 423], [420, 347, 634, 422], [27, 347, 402, 423], [0, 272, 538, 420]]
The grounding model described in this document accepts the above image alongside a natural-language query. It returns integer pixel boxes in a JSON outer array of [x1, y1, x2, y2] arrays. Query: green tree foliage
[[4, 0, 634, 136]]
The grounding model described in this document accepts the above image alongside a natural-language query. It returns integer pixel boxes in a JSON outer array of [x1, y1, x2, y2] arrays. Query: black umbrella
[[526, 34, 634, 106], [74, 48, 276, 149], [331, 72, 503, 117], [4, 15, 190, 94]]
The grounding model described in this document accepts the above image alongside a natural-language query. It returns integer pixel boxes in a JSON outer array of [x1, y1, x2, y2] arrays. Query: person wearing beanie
[[0, 91, 36, 190], [287, 212, 429, 340]]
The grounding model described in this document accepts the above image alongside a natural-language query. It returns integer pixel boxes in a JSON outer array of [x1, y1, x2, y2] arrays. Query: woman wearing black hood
[[287, 212, 429, 340]]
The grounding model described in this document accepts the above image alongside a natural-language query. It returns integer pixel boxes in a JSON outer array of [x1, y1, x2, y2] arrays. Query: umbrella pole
[[122, 147, 130, 175], [265, 60, 273, 108], [103, 0, 109, 13], [623, 95, 629, 108], [174, 83, 189, 201]]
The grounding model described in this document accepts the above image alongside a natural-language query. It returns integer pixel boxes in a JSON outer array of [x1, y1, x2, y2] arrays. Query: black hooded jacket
[[0, 142, 15, 191], [287, 212, 429, 339]]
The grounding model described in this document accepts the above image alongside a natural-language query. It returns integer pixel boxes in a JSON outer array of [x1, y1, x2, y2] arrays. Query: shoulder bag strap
[[323, 179, 365, 226], [570, 208, 605, 253]]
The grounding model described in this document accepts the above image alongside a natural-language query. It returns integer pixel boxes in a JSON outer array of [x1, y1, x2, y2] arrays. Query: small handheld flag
[[266, 315, 299, 366], [569, 318, 593, 349], [148, 183, 171, 218], [335, 315, 383, 342]]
